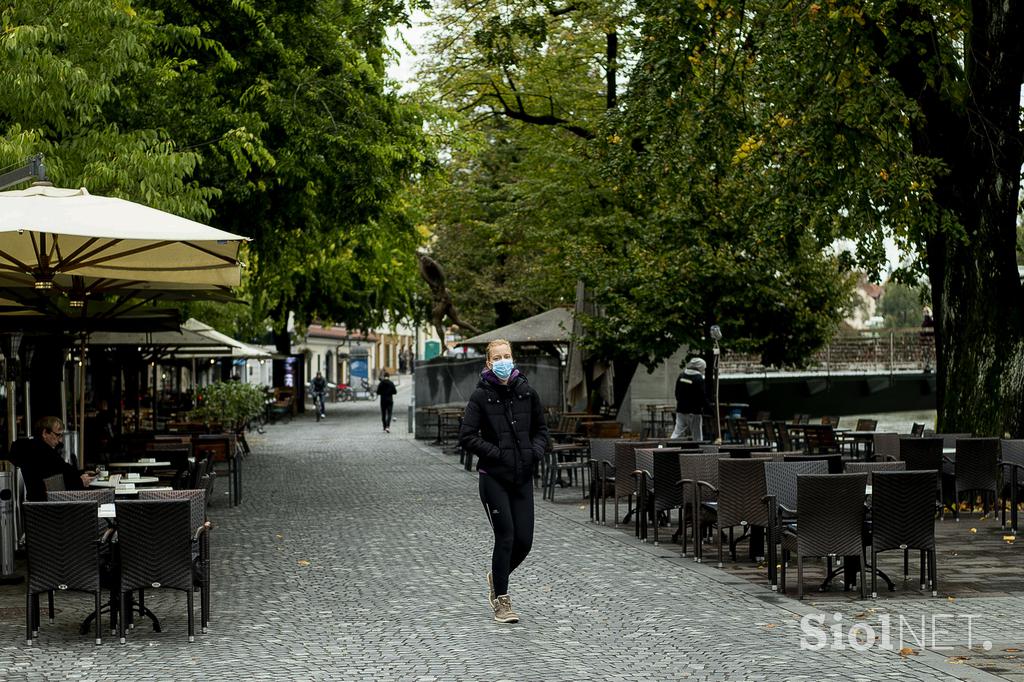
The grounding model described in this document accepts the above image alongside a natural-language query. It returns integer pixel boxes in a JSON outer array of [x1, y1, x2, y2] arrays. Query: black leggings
[[380, 400, 393, 429], [479, 474, 534, 596]]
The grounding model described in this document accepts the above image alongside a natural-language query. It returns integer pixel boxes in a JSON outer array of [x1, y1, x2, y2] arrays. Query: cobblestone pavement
[[0, 384, 1018, 680]]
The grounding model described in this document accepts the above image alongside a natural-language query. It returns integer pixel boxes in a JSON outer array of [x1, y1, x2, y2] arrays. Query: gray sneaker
[[486, 571, 496, 609], [492, 594, 519, 623]]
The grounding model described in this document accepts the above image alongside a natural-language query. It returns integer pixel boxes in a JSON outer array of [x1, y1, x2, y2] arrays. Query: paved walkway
[[0, 383, 1019, 680]]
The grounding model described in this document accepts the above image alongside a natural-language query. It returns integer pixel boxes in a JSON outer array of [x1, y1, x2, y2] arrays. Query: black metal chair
[[950, 437, 1000, 520], [138, 489, 212, 634], [869, 471, 939, 598], [115, 499, 201, 643], [22, 500, 107, 645], [762, 460, 828, 590], [801, 424, 840, 454], [779, 473, 868, 599], [871, 432, 900, 462]]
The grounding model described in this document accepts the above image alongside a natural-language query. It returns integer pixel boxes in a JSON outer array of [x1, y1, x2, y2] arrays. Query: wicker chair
[[587, 438, 619, 523], [950, 437, 1000, 520], [899, 437, 945, 511], [47, 489, 115, 534], [938, 432, 973, 449], [910, 422, 926, 437], [115, 499, 202, 643], [700, 458, 770, 568], [855, 419, 878, 432], [871, 433, 901, 462], [22, 500, 107, 645], [650, 448, 686, 545], [844, 461, 907, 484], [762, 460, 828, 590], [139, 489, 211, 633], [1000, 439, 1024, 531], [869, 471, 939, 597], [612, 440, 659, 526], [783, 453, 843, 474], [802, 424, 840, 454], [779, 473, 868, 599], [679, 452, 720, 560]]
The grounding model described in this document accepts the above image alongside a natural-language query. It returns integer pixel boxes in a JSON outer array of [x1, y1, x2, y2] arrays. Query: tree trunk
[[931, 1, 1024, 436]]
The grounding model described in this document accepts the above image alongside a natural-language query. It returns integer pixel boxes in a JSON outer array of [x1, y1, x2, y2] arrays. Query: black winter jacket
[[459, 372, 550, 485]]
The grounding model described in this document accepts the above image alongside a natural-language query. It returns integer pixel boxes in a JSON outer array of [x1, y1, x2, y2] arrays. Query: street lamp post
[[710, 325, 722, 444]]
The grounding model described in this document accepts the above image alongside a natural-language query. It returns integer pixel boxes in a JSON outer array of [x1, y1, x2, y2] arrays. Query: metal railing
[[719, 329, 936, 376]]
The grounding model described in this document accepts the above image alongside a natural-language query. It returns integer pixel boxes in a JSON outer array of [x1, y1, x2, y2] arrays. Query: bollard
[[407, 404, 414, 434]]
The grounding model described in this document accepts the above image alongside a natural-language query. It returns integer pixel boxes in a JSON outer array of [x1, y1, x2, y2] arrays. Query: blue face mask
[[491, 358, 514, 380]]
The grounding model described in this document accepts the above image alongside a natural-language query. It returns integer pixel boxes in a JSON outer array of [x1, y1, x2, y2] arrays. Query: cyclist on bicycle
[[312, 372, 327, 418]]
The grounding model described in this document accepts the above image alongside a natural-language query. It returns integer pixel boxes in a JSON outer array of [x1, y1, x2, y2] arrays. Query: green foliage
[[190, 380, 265, 431], [877, 282, 927, 329]]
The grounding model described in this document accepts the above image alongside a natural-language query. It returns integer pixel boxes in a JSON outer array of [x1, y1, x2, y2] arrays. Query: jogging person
[[458, 339, 549, 623]]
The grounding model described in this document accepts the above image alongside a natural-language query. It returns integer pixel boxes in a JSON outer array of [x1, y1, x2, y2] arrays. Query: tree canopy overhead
[[1, 0, 432, 349], [420, 0, 1024, 435]]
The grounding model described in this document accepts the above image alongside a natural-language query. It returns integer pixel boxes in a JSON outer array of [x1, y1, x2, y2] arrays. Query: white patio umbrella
[[0, 185, 248, 290]]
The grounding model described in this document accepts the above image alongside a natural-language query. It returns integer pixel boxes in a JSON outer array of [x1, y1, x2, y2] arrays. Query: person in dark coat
[[376, 372, 398, 432], [7, 416, 95, 502], [458, 338, 549, 624], [671, 357, 712, 440]]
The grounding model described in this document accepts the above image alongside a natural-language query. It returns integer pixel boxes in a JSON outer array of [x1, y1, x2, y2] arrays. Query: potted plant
[[190, 381, 266, 433]]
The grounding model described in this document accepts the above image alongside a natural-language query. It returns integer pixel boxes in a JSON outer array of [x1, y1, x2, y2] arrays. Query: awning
[[458, 307, 574, 346]]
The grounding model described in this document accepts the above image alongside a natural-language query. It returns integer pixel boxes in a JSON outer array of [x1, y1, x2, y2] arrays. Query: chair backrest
[[764, 460, 828, 511], [802, 424, 838, 454], [910, 422, 925, 437], [937, 432, 972, 449], [843, 460, 906, 483], [22, 501, 101, 593], [718, 444, 762, 459], [855, 418, 878, 432], [636, 447, 678, 492], [821, 416, 840, 427], [1001, 439, 1024, 467], [871, 471, 937, 552], [651, 448, 684, 512], [727, 417, 750, 444], [794, 473, 867, 557], [679, 452, 720, 507], [953, 437, 1000, 492], [588, 438, 619, 466], [43, 473, 66, 493], [760, 421, 778, 449], [872, 432, 900, 461], [899, 437, 944, 473], [138, 489, 207, 535], [115, 499, 193, 592], [46, 489, 115, 505], [783, 453, 843, 474], [716, 458, 769, 527], [613, 440, 659, 498], [774, 422, 793, 451]]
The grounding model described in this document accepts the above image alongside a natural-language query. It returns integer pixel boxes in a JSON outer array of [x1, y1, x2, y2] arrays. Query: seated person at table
[[6, 416, 95, 501]]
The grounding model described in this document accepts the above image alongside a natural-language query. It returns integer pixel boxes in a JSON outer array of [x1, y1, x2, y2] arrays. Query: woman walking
[[459, 339, 549, 623]]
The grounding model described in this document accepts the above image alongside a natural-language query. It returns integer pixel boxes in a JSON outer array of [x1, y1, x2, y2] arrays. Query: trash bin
[[0, 471, 15, 578]]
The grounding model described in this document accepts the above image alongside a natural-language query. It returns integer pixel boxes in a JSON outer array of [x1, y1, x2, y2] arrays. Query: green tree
[[877, 282, 926, 329]]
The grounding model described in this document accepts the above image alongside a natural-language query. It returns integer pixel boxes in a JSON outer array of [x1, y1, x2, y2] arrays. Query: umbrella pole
[[152, 361, 158, 432], [78, 334, 87, 468]]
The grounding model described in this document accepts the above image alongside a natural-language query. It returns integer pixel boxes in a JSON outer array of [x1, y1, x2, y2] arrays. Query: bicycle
[[313, 392, 326, 421]]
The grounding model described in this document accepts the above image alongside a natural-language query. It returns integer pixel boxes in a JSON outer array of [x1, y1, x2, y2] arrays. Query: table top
[[91, 475, 160, 487], [107, 460, 171, 468]]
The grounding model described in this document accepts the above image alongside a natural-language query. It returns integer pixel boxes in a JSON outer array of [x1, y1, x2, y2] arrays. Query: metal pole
[[78, 336, 86, 468], [713, 340, 721, 445]]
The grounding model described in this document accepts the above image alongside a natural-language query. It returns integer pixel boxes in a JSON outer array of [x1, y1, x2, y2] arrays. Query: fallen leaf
[[1004, 535, 1016, 543], [1007, 648, 1021, 653], [970, 528, 977, 534], [947, 656, 970, 663], [947, 596, 956, 602], [763, 623, 778, 629], [899, 647, 917, 657], [297, 559, 310, 567]]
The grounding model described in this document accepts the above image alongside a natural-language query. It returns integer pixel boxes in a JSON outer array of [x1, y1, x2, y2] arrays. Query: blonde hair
[[485, 339, 512, 360]]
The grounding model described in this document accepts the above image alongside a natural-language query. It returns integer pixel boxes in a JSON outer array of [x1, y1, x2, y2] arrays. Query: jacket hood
[[683, 357, 706, 376], [478, 368, 526, 391]]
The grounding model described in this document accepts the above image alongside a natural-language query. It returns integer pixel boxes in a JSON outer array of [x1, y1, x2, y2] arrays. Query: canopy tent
[[180, 318, 272, 359], [0, 185, 248, 291], [458, 307, 574, 346]]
